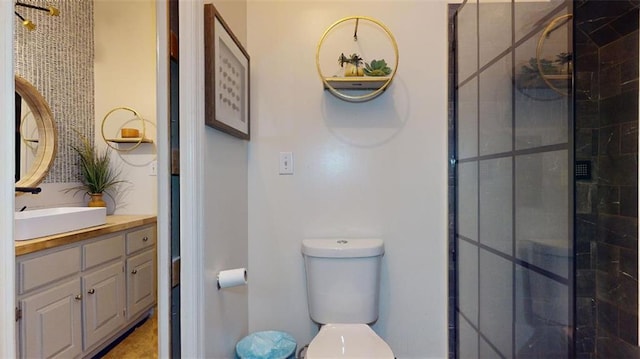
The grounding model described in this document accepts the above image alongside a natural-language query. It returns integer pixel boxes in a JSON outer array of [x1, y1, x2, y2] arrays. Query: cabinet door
[[82, 262, 126, 350], [127, 249, 156, 319], [20, 278, 82, 359]]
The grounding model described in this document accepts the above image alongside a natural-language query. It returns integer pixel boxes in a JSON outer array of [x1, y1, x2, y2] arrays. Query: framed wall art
[[204, 4, 250, 140]]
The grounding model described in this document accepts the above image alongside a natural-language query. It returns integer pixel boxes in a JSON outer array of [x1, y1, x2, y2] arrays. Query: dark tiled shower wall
[[575, 1, 639, 358]]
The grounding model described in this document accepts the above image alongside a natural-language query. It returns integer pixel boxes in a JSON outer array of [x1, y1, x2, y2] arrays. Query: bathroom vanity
[[14, 215, 157, 359]]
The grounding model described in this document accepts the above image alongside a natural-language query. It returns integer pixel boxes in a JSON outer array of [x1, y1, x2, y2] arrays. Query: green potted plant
[[338, 52, 364, 77], [519, 52, 572, 86], [363, 59, 392, 76], [66, 135, 126, 207]]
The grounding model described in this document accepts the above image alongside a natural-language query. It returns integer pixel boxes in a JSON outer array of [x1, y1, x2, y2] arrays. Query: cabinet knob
[[75, 294, 82, 301], [142, 236, 149, 242], [131, 269, 138, 275], [88, 289, 95, 294]]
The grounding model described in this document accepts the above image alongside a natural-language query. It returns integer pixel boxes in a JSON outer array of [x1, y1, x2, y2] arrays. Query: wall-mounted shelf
[[535, 14, 573, 96], [323, 77, 391, 90], [101, 107, 151, 152], [105, 138, 153, 144], [516, 73, 571, 100], [316, 16, 399, 103], [543, 74, 571, 81]]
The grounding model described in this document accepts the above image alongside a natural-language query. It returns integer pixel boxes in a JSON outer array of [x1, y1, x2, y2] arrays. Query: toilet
[[301, 238, 394, 359], [520, 239, 570, 326]]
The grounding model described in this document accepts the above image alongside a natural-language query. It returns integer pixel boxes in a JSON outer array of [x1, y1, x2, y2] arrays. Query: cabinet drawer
[[83, 234, 124, 270], [19, 247, 81, 294], [126, 226, 155, 255]]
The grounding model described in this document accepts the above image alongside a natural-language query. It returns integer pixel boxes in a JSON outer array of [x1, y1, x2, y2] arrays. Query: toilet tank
[[302, 238, 384, 324]]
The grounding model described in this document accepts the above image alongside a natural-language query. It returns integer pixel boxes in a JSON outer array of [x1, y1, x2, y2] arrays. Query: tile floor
[[101, 311, 157, 359]]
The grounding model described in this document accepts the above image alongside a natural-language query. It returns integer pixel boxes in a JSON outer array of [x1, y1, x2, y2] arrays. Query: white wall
[[15, 183, 84, 210], [6, 3, 161, 357], [203, 129, 249, 357], [214, 0, 247, 49], [14, 1, 157, 214], [94, 0, 157, 215], [14, 0, 160, 318], [247, 1, 448, 358], [202, 1, 250, 357]]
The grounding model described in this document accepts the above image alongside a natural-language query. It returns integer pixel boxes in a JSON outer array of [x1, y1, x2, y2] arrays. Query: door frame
[[177, 1, 206, 356], [156, 1, 171, 357], [1, 1, 16, 356]]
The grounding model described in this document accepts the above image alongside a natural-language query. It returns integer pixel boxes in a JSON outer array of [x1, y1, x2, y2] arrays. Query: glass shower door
[[453, 1, 573, 357]]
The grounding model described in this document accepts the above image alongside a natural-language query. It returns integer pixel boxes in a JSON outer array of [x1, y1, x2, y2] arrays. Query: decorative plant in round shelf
[[519, 52, 572, 86], [364, 59, 392, 76], [66, 135, 126, 207], [338, 52, 364, 77]]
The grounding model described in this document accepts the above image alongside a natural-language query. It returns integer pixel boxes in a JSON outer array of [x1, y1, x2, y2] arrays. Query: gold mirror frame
[[15, 76, 57, 194]]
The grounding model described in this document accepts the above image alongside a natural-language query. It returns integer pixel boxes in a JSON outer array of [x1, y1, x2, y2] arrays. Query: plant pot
[[344, 63, 364, 77], [88, 193, 107, 207]]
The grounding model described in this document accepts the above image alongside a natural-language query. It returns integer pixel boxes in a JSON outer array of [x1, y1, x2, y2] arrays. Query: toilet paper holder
[[217, 268, 247, 290]]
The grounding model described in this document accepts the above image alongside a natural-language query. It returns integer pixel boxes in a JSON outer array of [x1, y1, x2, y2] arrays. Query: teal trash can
[[236, 331, 297, 359]]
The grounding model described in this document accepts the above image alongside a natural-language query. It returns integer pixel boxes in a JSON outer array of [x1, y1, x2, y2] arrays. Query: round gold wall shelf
[[101, 106, 152, 152], [536, 13, 572, 96], [316, 16, 399, 103]]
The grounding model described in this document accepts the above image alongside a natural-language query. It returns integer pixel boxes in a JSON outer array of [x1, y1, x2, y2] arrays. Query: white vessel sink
[[15, 207, 107, 241]]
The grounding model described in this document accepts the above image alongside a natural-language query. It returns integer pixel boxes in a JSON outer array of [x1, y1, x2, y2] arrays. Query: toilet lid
[[306, 324, 394, 358]]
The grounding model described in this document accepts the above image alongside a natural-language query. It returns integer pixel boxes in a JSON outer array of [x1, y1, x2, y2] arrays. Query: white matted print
[[204, 4, 250, 140]]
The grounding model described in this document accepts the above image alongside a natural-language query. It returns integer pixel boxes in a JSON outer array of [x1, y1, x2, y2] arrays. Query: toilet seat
[[306, 323, 394, 358]]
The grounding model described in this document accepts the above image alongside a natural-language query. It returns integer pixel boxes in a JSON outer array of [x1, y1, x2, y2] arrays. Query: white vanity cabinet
[[16, 219, 156, 359]]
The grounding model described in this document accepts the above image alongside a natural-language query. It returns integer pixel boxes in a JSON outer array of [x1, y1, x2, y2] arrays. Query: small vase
[[344, 63, 364, 77], [88, 193, 107, 207]]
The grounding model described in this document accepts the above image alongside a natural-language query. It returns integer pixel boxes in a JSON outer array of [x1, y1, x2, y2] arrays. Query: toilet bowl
[[306, 324, 394, 359]]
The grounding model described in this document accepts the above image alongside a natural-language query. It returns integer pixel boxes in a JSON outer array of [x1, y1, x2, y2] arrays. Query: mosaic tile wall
[[14, 0, 94, 183]]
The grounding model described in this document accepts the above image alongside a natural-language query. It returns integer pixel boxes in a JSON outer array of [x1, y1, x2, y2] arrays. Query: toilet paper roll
[[217, 268, 247, 289]]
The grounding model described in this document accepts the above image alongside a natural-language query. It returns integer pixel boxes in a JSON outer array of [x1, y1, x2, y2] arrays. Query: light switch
[[279, 152, 293, 175], [149, 160, 157, 176]]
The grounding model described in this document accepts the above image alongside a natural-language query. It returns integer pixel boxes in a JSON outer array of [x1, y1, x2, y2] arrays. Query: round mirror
[[15, 76, 57, 193]]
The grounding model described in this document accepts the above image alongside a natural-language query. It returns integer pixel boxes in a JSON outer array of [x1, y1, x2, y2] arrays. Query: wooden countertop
[[15, 215, 157, 256]]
